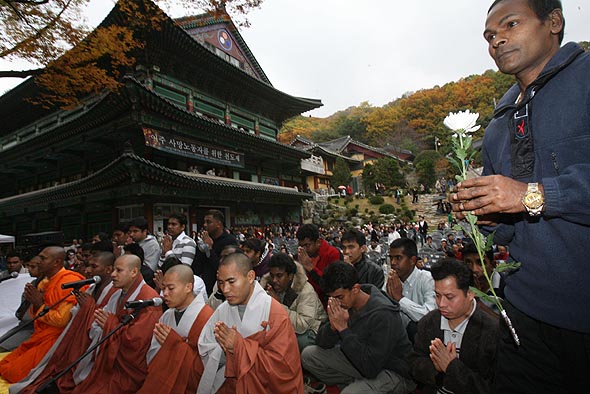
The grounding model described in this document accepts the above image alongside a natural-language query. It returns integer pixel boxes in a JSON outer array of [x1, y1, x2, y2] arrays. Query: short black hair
[[79, 242, 94, 251], [128, 218, 149, 232], [113, 222, 129, 233], [341, 229, 366, 247], [242, 238, 264, 253], [93, 232, 111, 243], [431, 258, 474, 294], [488, 0, 564, 43], [269, 253, 297, 275], [123, 243, 145, 264], [6, 251, 21, 260], [169, 213, 187, 226], [296, 223, 319, 242], [461, 243, 494, 264], [205, 209, 225, 226], [90, 240, 114, 254], [321, 261, 358, 294], [161, 255, 181, 273], [389, 238, 418, 258]]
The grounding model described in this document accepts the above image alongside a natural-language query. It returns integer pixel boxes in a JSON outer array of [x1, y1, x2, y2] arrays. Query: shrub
[[369, 195, 384, 205], [364, 208, 369, 213], [379, 204, 395, 214], [347, 208, 359, 216]]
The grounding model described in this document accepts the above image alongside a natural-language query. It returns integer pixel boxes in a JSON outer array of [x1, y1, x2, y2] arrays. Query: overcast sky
[[1, 0, 588, 117]]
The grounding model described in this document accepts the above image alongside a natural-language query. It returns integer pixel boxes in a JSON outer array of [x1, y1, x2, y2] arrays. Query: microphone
[[61, 276, 101, 290], [0, 272, 19, 283], [125, 298, 163, 309]]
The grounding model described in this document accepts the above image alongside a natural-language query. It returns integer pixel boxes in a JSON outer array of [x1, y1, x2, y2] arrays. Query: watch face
[[524, 192, 544, 209]]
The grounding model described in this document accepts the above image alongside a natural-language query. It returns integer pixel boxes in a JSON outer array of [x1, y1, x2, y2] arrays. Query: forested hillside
[[279, 69, 516, 155]]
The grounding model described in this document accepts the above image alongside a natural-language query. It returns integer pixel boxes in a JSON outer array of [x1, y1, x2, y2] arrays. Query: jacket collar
[[493, 42, 585, 118]]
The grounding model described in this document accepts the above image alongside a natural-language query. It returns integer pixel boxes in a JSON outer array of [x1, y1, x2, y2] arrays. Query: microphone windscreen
[[153, 298, 164, 307], [10, 272, 19, 278], [93, 276, 101, 285]]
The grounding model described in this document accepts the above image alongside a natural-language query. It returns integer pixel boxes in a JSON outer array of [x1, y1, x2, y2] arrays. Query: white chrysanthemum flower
[[444, 110, 481, 133]]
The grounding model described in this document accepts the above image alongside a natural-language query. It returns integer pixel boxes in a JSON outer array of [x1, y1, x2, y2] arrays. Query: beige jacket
[[260, 262, 327, 334]]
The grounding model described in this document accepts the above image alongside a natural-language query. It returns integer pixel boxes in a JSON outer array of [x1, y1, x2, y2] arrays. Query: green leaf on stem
[[485, 232, 495, 252], [470, 286, 496, 304], [447, 156, 462, 172], [495, 261, 522, 273]]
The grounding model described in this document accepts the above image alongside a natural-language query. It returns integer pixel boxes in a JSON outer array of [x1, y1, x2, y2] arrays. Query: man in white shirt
[[386, 238, 436, 342], [387, 226, 401, 245]]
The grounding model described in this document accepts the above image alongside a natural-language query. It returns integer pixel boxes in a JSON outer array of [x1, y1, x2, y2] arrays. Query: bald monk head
[[38, 246, 66, 279], [111, 254, 141, 292], [162, 265, 195, 310], [85, 251, 115, 283], [217, 252, 255, 306]]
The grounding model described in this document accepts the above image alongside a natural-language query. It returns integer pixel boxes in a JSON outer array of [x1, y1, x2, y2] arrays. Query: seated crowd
[[0, 216, 506, 394]]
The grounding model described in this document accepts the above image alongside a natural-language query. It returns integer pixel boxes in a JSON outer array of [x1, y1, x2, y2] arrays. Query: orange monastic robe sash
[[70, 277, 161, 394], [14, 282, 118, 394], [219, 300, 304, 394], [0, 268, 84, 383], [137, 297, 213, 394], [198, 282, 304, 394]]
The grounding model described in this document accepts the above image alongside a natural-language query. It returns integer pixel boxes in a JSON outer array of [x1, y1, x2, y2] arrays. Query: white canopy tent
[[0, 234, 15, 246]]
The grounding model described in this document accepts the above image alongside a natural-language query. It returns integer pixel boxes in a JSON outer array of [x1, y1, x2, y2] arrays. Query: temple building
[[292, 135, 407, 194], [0, 0, 321, 243]]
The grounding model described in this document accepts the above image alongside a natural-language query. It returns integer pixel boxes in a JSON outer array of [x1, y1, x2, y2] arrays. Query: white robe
[[197, 282, 271, 394], [145, 295, 206, 364]]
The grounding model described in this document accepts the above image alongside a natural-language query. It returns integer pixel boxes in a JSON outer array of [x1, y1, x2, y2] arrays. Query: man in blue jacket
[[301, 262, 415, 394], [452, 0, 590, 392]]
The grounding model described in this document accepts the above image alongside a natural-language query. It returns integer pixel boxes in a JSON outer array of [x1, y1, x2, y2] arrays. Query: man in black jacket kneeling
[[301, 262, 416, 394]]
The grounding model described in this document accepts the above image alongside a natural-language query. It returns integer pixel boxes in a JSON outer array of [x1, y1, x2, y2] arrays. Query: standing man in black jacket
[[301, 262, 415, 394], [192, 209, 237, 295]]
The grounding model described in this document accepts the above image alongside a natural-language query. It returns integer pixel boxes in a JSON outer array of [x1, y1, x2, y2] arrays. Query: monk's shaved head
[[94, 251, 115, 268], [38, 246, 67, 278], [162, 263, 195, 310], [112, 254, 141, 291], [219, 252, 252, 276], [165, 264, 193, 284], [119, 254, 141, 271], [45, 246, 66, 262]]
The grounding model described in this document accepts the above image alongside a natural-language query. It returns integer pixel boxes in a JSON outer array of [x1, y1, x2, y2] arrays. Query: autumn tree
[[0, 0, 263, 107], [331, 157, 351, 188], [362, 158, 404, 194]]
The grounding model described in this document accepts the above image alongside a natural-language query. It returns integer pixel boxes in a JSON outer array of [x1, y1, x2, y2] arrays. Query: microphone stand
[[0, 289, 82, 344], [35, 307, 144, 394]]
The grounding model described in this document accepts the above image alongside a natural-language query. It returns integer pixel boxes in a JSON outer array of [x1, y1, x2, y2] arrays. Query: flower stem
[[458, 135, 520, 346]]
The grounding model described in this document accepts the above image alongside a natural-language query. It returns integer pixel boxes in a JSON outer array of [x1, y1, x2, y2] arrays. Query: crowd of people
[[0, 0, 588, 392], [0, 209, 513, 394]]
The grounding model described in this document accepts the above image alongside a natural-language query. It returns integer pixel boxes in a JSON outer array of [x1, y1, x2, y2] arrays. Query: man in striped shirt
[[160, 213, 196, 267]]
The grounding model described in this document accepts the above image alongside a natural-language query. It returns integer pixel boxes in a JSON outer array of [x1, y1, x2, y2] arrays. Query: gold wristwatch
[[522, 183, 544, 216]]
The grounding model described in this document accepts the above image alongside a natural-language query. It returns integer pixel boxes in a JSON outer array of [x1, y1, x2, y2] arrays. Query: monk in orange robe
[[13, 251, 119, 394], [198, 253, 304, 394], [137, 265, 213, 394], [70, 254, 161, 394], [0, 246, 85, 383]]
